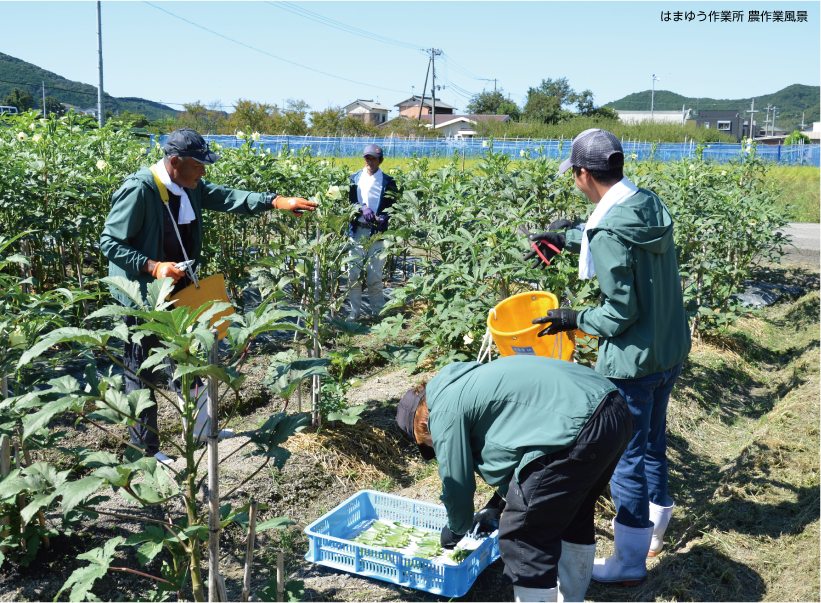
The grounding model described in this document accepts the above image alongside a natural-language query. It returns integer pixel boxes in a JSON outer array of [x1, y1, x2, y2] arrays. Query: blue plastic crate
[[304, 490, 500, 598]]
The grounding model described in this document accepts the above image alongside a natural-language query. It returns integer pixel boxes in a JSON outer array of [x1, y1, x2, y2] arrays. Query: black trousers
[[498, 391, 633, 589], [122, 315, 175, 456]]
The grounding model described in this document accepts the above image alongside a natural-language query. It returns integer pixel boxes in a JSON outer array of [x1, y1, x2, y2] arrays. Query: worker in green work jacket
[[525, 128, 691, 587], [100, 128, 317, 465], [395, 355, 633, 602]]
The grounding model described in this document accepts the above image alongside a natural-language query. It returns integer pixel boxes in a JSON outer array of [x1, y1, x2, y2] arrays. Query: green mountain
[[0, 52, 177, 121], [605, 84, 820, 133]]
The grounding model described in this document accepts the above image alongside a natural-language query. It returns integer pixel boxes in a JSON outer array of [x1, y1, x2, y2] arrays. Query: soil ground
[[0, 259, 817, 602]]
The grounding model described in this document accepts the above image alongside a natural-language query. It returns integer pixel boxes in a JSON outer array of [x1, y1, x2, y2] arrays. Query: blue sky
[[2, 2, 818, 115]]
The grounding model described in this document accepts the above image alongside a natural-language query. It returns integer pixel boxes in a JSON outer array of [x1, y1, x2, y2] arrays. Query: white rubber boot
[[648, 497, 675, 557], [557, 541, 595, 602], [591, 519, 653, 586], [178, 383, 234, 442], [514, 585, 558, 602]]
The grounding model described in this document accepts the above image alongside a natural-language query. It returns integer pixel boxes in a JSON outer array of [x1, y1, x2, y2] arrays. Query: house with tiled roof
[[395, 95, 456, 118], [343, 99, 390, 125]]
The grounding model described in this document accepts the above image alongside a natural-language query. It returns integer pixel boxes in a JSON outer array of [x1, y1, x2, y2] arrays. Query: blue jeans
[[608, 363, 683, 528]]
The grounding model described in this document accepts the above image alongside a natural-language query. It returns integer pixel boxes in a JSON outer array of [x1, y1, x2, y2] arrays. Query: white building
[[616, 109, 691, 124], [806, 122, 821, 143], [420, 114, 511, 138], [342, 99, 390, 125]]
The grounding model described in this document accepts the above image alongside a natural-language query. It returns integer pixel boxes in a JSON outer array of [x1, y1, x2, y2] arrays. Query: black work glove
[[533, 308, 579, 337], [523, 231, 566, 269], [472, 492, 506, 535], [548, 219, 573, 232], [440, 526, 464, 549]]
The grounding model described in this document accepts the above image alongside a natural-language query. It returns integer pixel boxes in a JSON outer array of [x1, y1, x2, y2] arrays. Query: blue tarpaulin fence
[[152, 135, 820, 167]]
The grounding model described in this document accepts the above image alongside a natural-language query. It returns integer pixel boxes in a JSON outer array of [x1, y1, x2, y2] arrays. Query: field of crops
[[0, 112, 815, 601]]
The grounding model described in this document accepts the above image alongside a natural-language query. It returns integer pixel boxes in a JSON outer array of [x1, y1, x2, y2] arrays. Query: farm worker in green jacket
[[100, 128, 317, 464], [524, 129, 691, 586], [396, 356, 633, 602]]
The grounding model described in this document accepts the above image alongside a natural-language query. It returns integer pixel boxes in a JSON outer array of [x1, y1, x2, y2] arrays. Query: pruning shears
[[174, 259, 197, 284], [529, 241, 562, 266]]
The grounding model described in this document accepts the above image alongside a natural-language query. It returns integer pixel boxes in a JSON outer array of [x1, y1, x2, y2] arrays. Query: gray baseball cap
[[164, 128, 221, 164], [363, 143, 383, 159], [396, 387, 435, 461], [559, 128, 624, 174]]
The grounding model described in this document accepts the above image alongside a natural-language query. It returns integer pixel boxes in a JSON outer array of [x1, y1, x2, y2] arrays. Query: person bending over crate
[[395, 355, 633, 602], [524, 128, 691, 586], [100, 128, 317, 465]]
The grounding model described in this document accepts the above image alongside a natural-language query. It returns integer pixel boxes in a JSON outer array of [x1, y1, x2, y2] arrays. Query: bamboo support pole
[[0, 435, 10, 554], [12, 442, 25, 548], [240, 500, 258, 602], [217, 575, 228, 602], [20, 240, 31, 295], [207, 332, 221, 602], [277, 550, 285, 603], [311, 227, 321, 429]]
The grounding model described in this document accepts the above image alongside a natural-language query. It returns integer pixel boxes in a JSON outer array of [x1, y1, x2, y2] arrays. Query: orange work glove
[[274, 196, 319, 217], [151, 261, 185, 284]]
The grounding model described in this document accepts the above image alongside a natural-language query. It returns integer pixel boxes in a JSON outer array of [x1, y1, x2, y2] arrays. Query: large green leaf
[[249, 413, 308, 466], [263, 358, 330, 401], [254, 516, 294, 532], [327, 405, 368, 426], [101, 276, 145, 310], [23, 397, 82, 441], [56, 476, 106, 516], [54, 536, 123, 602]]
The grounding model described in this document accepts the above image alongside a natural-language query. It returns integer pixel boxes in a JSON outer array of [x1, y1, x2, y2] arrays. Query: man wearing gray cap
[[525, 129, 690, 587], [345, 144, 398, 320], [100, 128, 317, 464]]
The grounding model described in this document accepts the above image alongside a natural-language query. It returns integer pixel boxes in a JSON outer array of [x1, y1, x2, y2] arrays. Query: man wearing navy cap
[[100, 128, 317, 464], [345, 144, 399, 320]]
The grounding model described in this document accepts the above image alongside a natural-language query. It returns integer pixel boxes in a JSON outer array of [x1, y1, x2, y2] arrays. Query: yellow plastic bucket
[[487, 291, 575, 361], [170, 273, 233, 340]]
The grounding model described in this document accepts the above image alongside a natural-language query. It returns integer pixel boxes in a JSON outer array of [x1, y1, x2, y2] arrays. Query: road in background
[[782, 223, 820, 266]]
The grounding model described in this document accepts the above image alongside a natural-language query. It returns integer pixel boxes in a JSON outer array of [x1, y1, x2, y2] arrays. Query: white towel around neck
[[154, 159, 197, 225], [578, 177, 639, 280]]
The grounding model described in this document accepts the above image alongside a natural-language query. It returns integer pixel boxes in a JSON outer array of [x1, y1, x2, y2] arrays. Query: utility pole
[[800, 111, 806, 130], [429, 49, 442, 135], [771, 106, 778, 136], [681, 103, 686, 125], [42, 82, 46, 118], [764, 104, 772, 137], [417, 55, 431, 120], [651, 74, 660, 120], [96, 1, 104, 127], [747, 98, 758, 141]]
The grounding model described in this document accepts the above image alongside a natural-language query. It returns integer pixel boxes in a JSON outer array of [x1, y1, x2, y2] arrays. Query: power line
[[143, 2, 408, 94], [441, 53, 485, 81], [265, 1, 425, 51]]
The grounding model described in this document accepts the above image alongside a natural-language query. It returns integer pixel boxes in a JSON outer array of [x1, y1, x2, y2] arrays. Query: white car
[[0, 106, 19, 116]]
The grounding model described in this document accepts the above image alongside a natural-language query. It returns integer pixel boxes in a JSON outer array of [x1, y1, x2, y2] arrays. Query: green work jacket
[[425, 356, 617, 534], [565, 188, 691, 379], [100, 167, 272, 308]]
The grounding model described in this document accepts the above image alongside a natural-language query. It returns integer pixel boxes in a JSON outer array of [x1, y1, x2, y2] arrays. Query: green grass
[[768, 166, 820, 223]]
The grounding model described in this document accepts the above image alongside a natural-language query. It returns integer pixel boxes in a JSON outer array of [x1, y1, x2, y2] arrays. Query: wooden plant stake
[[0, 435, 10, 554], [207, 332, 222, 602], [277, 549, 285, 603], [240, 500, 258, 602]]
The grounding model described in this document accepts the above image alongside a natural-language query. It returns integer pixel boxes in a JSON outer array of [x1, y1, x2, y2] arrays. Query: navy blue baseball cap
[[165, 128, 221, 164], [363, 144, 383, 159], [396, 387, 435, 461]]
